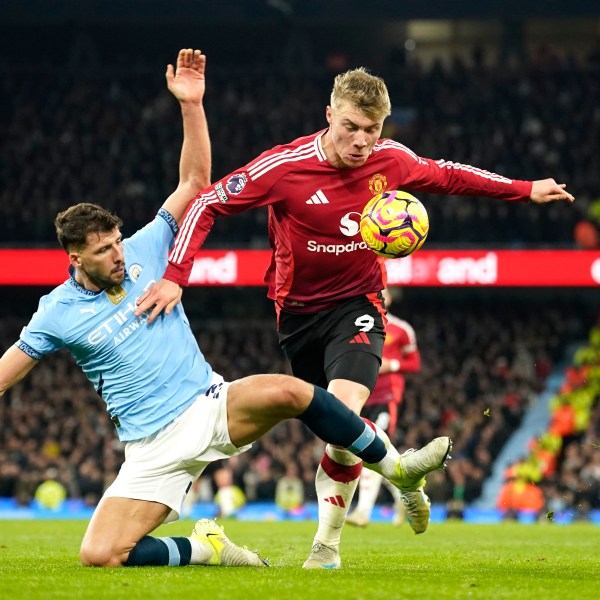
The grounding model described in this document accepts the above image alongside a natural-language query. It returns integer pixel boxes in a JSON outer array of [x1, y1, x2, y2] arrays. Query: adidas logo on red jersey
[[306, 190, 330, 204]]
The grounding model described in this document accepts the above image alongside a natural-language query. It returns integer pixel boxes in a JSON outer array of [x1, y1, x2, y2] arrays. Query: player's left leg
[[226, 373, 437, 484], [382, 477, 407, 526], [226, 374, 369, 447]]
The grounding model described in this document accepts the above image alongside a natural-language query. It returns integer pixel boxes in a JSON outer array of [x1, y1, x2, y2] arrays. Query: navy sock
[[125, 536, 192, 567], [297, 385, 387, 463]]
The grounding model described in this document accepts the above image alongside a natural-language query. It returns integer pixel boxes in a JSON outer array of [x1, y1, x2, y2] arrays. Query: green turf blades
[[0, 520, 598, 600]]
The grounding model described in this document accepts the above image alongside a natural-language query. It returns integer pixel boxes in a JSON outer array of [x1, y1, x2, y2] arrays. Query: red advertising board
[[1, 249, 600, 287]]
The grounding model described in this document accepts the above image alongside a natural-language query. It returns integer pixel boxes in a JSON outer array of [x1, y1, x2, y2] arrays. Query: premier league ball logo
[[226, 173, 247, 195]]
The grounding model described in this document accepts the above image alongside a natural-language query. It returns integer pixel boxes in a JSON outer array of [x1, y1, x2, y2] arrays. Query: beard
[[78, 264, 125, 291]]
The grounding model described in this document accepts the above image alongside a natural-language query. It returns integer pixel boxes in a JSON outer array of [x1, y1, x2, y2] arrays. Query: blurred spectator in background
[[497, 476, 544, 518], [275, 463, 305, 513], [213, 467, 246, 517], [34, 468, 67, 511]]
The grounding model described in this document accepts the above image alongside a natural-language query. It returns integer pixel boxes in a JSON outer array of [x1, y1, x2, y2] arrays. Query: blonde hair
[[330, 67, 391, 121]]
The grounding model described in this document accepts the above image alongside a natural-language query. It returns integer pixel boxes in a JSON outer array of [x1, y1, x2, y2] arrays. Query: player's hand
[[166, 48, 206, 104], [135, 278, 183, 324], [530, 178, 574, 204]]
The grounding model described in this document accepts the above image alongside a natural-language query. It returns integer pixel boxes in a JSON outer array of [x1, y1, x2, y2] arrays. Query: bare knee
[[80, 540, 127, 568], [275, 375, 312, 415]]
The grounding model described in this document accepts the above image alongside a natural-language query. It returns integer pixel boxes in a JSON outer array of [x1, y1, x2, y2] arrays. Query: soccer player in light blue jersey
[[0, 49, 451, 570]]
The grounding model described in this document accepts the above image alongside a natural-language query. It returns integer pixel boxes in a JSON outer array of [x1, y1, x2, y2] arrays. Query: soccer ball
[[360, 190, 429, 258]]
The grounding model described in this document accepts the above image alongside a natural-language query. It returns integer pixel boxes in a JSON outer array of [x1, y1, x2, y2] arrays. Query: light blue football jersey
[[17, 209, 213, 441]]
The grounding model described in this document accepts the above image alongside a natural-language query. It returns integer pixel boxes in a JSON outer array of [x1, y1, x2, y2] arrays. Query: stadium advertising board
[[1, 249, 599, 286]]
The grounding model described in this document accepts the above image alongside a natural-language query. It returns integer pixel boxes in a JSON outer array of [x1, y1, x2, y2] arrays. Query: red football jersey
[[367, 314, 420, 406], [165, 130, 532, 312]]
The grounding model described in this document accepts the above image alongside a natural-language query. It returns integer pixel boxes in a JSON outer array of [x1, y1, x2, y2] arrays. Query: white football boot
[[191, 518, 269, 567], [391, 437, 452, 534], [302, 542, 341, 570]]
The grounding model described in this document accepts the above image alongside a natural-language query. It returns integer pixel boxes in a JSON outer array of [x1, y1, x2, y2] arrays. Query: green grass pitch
[[0, 520, 598, 599]]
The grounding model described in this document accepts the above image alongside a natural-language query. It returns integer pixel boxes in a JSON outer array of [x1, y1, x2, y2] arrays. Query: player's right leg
[[300, 296, 386, 569], [302, 376, 371, 569]]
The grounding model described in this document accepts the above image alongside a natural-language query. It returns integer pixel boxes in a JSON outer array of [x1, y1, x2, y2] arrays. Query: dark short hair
[[54, 203, 123, 252]]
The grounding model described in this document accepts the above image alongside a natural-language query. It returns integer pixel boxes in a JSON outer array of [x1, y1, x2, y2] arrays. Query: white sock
[[363, 440, 400, 482], [372, 422, 391, 448], [373, 423, 400, 482], [355, 469, 384, 520], [188, 537, 216, 565], [313, 445, 362, 548], [360, 420, 401, 482]]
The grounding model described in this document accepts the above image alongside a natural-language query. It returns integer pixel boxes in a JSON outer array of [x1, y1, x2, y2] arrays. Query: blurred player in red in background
[[347, 287, 421, 528]]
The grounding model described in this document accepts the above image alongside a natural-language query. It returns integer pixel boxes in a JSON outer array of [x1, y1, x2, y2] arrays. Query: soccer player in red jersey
[[347, 287, 422, 528], [136, 67, 573, 569]]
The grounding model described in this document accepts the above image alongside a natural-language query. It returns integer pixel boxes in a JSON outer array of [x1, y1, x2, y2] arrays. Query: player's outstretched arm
[[530, 178, 574, 204], [0, 346, 39, 398], [135, 278, 181, 324], [161, 48, 211, 226], [136, 49, 210, 323]]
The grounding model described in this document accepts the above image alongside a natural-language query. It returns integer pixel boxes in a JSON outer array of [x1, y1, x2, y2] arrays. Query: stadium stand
[[0, 24, 598, 248], [1, 293, 597, 519]]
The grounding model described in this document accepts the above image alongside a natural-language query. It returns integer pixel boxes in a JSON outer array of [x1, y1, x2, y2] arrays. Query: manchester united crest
[[369, 173, 388, 196]]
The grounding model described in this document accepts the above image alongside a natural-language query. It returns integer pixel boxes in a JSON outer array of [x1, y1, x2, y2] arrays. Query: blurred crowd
[[0, 33, 599, 248], [1, 24, 599, 518], [1, 296, 597, 518], [497, 334, 600, 519]]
